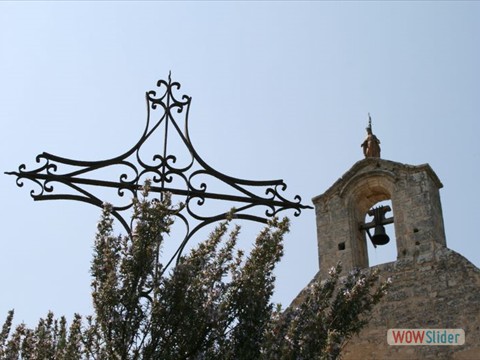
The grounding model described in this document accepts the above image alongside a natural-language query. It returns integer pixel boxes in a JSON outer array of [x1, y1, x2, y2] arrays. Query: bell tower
[[313, 120, 446, 278], [303, 117, 480, 360]]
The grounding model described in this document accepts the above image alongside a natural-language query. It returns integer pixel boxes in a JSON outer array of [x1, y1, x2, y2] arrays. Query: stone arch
[[342, 171, 398, 269]]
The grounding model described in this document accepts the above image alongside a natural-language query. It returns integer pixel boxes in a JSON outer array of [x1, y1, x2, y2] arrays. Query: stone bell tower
[[313, 118, 446, 278], [313, 158, 446, 278], [302, 118, 480, 359]]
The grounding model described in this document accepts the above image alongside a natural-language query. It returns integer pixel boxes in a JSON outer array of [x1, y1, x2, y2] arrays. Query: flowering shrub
[[0, 184, 390, 359]]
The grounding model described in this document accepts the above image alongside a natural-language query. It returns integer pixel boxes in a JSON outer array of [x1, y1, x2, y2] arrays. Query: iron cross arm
[[7, 164, 308, 213], [6, 74, 313, 264]]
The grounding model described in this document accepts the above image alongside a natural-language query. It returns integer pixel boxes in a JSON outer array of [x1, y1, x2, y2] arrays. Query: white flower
[[356, 278, 366, 287]]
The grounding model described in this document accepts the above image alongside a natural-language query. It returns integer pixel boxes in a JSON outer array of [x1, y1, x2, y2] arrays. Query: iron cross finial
[[6, 75, 312, 269]]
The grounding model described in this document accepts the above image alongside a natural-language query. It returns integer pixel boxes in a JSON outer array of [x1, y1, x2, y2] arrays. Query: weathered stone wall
[[306, 159, 479, 359], [342, 246, 480, 359], [312, 158, 446, 283]]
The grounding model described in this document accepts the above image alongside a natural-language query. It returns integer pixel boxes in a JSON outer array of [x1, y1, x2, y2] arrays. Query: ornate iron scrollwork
[[6, 74, 312, 266]]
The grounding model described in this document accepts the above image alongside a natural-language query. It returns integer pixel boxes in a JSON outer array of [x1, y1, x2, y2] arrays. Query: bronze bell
[[361, 205, 394, 247], [371, 224, 390, 246]]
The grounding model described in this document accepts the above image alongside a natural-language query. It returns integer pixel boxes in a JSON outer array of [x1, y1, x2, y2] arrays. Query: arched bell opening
[[347, 173, 398, 269], [364, 199, 397, 267]]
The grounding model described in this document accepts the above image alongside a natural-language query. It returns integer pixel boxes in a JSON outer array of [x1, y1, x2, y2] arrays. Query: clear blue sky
[[1, 2, 479, 327]]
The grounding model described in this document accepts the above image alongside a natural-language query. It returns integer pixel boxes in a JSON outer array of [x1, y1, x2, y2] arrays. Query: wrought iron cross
[[6, 75, 312, 266]]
